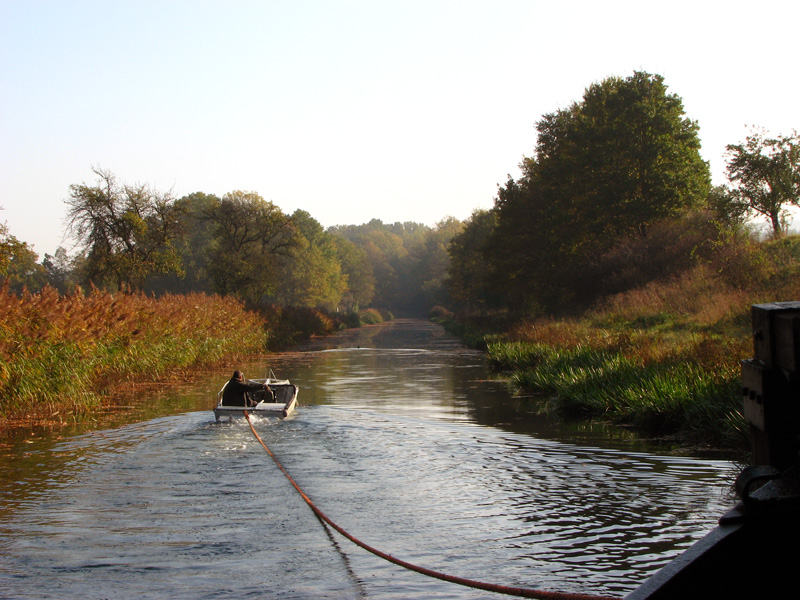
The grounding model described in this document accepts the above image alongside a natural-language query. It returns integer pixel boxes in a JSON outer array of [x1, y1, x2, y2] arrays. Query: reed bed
[[0, 285, 267, 425], [481, 266, 765, 448]]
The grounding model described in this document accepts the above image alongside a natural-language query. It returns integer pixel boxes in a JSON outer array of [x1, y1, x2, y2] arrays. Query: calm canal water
[[0, 319, 738, 599]]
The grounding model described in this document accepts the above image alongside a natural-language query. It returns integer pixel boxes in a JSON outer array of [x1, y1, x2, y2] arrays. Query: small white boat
[[214, 372, 299, 421]]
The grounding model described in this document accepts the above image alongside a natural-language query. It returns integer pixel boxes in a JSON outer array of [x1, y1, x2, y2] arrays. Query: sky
[[1, 0, 798, 257]]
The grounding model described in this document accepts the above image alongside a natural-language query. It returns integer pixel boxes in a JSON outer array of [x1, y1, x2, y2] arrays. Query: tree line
[[0, 171, 462, 317], [447, 72, 800, 316], [2, 70, 799, 321]]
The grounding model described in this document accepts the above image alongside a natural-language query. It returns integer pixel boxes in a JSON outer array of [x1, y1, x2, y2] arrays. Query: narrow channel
[[0, 319, 738, 599]]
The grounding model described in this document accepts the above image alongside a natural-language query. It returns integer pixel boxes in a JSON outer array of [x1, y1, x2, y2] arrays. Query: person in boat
[[221, 371, 273, 407]]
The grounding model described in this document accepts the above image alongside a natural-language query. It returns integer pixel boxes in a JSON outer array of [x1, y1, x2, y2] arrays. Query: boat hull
[[213, 379, 298, 421]]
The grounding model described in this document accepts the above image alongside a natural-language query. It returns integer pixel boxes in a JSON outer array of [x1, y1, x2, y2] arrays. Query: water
[[0, 320, 738, 599]]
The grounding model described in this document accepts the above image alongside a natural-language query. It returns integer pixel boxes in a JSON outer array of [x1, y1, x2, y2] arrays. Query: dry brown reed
[[0, 284, 267, 426]]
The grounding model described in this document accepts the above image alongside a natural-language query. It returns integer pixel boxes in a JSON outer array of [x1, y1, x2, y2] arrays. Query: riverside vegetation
[[0, 284, 388, 428], [2, 71, 799, 446], [435, 73, 800, 451], [0, 286, 263, 427], [436, 234, 800, 450]]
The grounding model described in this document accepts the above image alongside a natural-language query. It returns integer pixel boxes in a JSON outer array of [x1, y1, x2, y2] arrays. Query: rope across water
[[244, 411, 622, 600]]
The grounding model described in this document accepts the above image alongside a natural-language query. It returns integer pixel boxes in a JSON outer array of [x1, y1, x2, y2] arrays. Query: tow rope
[[244, 412, 621, 600]]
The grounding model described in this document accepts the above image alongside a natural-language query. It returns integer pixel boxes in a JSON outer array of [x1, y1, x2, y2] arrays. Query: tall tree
[[329, 218, 460, 314], [725, 128, 800, 237], [42, 247, 77, 294], [706, 184, 750, 229], [413, 217, 463, 311], [273, 210, 347, 310], [204, 191, 298, 304], [331, 235, 375, 311], [535, 72, 709, 243], [489, 72, 710, 312], [2, 243, 46, 292], [65, 167, 185, 290], [0, 214, 46, 292], [447, 209, 500, 311], [0, 214, 21, 277], [333, 220, 408, 309], [145, 191, 219, 294]]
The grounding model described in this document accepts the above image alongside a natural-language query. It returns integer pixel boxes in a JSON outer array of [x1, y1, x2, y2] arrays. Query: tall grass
[[0, 285, 267, 425], [482, 263, 781, 448], [489, 340, 745, 446], [442, 233, 800, 448]]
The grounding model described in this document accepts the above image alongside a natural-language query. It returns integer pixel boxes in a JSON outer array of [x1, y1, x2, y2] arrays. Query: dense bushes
[[358, 308, 386, 325], [258, 304, 337, 349]]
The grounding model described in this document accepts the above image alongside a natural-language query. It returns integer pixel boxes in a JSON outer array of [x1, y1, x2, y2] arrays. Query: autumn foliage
[[0, 285, 266, 425]]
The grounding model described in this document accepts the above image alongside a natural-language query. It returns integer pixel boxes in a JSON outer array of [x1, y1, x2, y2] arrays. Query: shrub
[[340, 311, 362, 329], [429, 305, 453, 320], [358, 308, 384, 325], [259, 305, 337, 349]]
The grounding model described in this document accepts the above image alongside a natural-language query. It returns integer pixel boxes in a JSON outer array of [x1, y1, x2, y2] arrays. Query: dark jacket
[[221, 377, 264, 406]]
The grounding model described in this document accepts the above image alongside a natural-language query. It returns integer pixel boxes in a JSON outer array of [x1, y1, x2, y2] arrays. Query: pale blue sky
[[1, 0, 797, 257]]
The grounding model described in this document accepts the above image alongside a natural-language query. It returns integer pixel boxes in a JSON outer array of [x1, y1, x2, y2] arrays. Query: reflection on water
[[0, 320, 738, 599]]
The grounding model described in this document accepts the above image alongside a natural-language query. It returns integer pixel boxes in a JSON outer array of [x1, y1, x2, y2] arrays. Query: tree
[[42, 247, 77, 294], [706, 184, 750, 229], [0, 215, 20, 277], [488, 71, 710, 312], [0, 209, 48, 292], [204, 191, 298, 304], [331, 235, 375, 311], [446, 209, 501, 311], [328, 218, 460, 315], [537, 71, 709, 241], [65, 167, 185, 290], [273, 210, 347, 310], [145, 191, 219, 294], [331, 220, 408, 310], [2, 243, 47, 292], [413, 217, 463, 311], [725, 128, 800, 237], [0, 216, 46, 291]]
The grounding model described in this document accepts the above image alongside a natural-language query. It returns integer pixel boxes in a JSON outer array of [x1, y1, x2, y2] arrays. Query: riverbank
[[1, 278, 753, 450], [433, 291, 752, 451], [0, 286, 383, 430], [0, 287, 267, 428]]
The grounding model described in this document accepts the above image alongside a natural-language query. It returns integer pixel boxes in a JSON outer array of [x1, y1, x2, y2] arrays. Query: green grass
[[472, 262, 760, 449], [488, 338, 747, 448]]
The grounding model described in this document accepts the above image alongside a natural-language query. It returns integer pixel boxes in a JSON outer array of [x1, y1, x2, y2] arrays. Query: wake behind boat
[[214, 370, 299, 421]]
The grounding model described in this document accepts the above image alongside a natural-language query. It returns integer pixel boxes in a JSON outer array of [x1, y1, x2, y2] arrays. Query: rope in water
[[244, 412, 622, 600]]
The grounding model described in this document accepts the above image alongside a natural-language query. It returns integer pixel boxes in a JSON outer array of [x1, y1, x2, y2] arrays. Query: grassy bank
[[486, 337, 745, 448], [0, 286, 269, 426], [436, 260, 795, 450], [0, 285, 392, 428]]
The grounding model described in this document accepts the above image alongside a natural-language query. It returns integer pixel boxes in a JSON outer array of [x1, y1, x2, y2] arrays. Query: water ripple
[[0, 332, 738, 599]]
